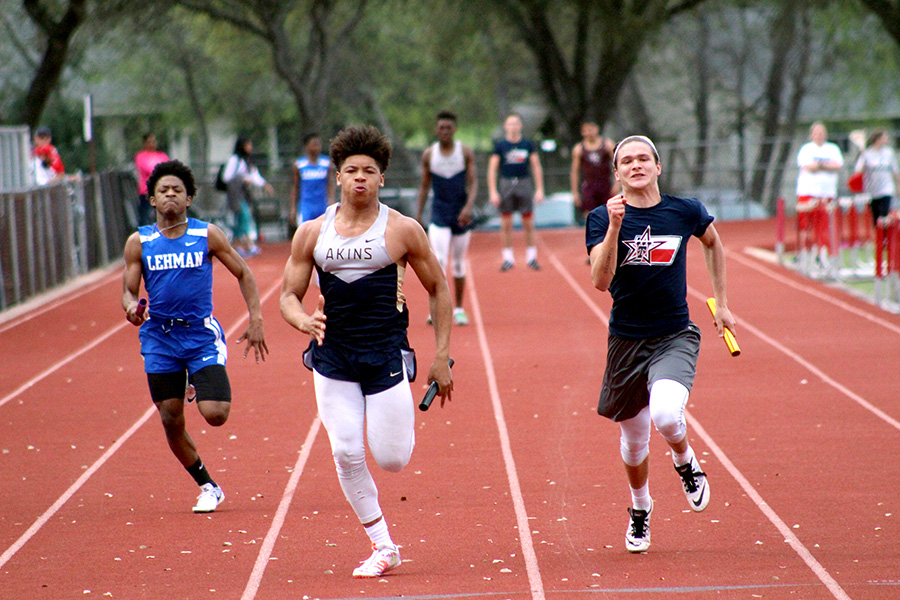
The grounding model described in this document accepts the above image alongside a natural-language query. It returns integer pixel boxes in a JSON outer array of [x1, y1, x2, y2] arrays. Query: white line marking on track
[[546, 247, 852, 600], [685, 287, 900, 432], [0, 279, 285, 568], [241, 416, 321, 600], [467, 261, 546, 600], [0, 265, 121, 333], [730, 250, 900, 335], [0, 405, 157, 569], [0, 321, 127, 409], [687, 415, 851, 600]]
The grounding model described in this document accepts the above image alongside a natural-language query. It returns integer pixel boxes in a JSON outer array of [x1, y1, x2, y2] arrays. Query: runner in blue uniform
[[280, 125, 453, 578], [290, 133, 335, 227], [586, 136, 735, 553], [122, 160, 268, 514], [415, 110, 478, 326]]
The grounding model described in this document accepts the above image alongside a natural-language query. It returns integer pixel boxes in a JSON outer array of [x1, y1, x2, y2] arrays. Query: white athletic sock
[[364, 517, 394, 550], [502, 247, 514, 263], [673, 445, 695, 467], [630, 482, 652, 511], [526, 246, 537, 263]]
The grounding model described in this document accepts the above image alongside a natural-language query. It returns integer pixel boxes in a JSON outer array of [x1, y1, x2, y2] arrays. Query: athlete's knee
[[197, 400, 230, 427], [619, 430, 649, 466], [372, 448, 411, 473], [451, 260, 466, 279], [649, 379, 688, 441]]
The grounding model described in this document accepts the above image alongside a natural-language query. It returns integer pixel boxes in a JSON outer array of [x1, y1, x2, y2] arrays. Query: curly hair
[[147, 159, 197, 198], [329, 126, 392, 173]]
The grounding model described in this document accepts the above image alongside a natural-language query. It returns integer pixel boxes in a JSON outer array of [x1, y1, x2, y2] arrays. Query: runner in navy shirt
[[586, 135, 735, 553], [280, 125, 453, 578]]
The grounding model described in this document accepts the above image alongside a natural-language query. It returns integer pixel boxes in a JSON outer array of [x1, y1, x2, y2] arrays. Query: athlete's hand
[[458, 205, 473, 227], [237, 318, 269, 363], [606, 194, 626, 229], [489, 190, 501, 207], [428, 359, 453, 408], [572, 191, 582, 209], [534, 190, 545, 205], [301, 294, 327, 346], [125, 300, 148, 326]]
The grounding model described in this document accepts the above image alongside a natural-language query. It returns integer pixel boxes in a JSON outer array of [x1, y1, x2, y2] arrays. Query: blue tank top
[[140, 218, 213, 321], [296, 155, 330, 222], [313, 203, 409, 353]]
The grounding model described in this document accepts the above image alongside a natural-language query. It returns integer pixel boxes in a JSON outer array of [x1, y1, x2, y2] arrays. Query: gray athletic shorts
[[598, 322, 701, 422], [499, 177, 535, 215]]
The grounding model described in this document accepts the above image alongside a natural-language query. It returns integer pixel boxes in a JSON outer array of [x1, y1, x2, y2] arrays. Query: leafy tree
[[485, 0, 709, 145]]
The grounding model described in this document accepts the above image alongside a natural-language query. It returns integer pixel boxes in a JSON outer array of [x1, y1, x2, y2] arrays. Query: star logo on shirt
[[622, 225, 667, 266]]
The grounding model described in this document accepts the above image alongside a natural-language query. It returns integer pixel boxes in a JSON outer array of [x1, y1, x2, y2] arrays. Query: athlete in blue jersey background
[[280, 126, 453, 578], [586, 136, 735, 553], [415, 110, 478, 326], [290, 133, 335, 227], [122, 160, 268, 514]]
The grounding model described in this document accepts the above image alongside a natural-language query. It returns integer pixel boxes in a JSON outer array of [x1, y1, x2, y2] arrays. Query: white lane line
[[0, 279, 284, 567], [547, 247, 851, 600], [240, 416, 322, 600], [686, 415, 850, 600], [0, 265, 122, 333], [685, 287, 900, 433], [467, 261, 546, 600], [0, 321, 128, 409], [0, 405, 157, 569], [730, 250, 900, 335]]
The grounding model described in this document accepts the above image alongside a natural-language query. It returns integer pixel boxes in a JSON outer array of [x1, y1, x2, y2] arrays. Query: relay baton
[[706, 298, 740, 357], [419, 358, 454, 411], [135, 298, 148, 318]]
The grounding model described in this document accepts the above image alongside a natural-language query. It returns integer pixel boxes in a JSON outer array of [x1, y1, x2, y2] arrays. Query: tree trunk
[[19, 0, 87, 128]]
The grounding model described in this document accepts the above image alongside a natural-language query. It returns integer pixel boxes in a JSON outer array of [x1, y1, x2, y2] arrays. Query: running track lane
[[3, 220, 900, 599]]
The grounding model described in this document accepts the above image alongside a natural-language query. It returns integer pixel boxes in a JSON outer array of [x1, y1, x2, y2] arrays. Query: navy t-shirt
[[493, 138, 535, 179], [585, 194, 714, 339]]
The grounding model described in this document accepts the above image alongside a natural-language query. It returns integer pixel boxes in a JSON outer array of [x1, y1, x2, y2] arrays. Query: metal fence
[[0, 126, 32, 191], [0, 171, 137, 311]]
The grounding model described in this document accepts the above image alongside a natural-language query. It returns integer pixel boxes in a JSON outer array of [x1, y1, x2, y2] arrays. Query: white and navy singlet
[[303, 203, 414, 392], [428, 141, 470, 234]]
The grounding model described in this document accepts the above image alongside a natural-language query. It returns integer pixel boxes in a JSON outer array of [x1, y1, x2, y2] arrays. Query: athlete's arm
[[208, 224, 268, 362], [397, 214, 453, 405], [698, 223, 736, 336], [459, 145, 478, 227], [530, 151, 545, 204], [121, 232, 147, 326], [570, 143, 583, 208], [487, 154, 501, 207], [280, 220, 326, 345], [590, 195, 625, 292], [415, 147, 433, 226]]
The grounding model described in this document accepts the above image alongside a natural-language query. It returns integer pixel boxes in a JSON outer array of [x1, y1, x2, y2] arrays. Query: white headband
[[613, 135, 659, 166]]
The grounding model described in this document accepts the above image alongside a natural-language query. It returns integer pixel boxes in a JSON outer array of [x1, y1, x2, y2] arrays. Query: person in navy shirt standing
[[586, 136, 735, 553], [488, 112, 545, 271], [122, 160, 268, 514], [280, 126, 453, 578]]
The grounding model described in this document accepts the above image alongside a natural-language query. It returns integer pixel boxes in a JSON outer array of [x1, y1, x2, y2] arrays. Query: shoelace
[[676, 463, 706, 493], [629, 509, 649, 537]]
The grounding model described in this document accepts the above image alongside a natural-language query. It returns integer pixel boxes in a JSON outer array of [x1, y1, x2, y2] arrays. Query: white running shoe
[[352, 544, 401, 578], [453, 307, 469, 326], [675, 456, 710, 512], [192, 483, 224, 513], [625, 502, 652, 553]]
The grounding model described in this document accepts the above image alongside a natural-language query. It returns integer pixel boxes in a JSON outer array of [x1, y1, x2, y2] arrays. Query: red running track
[[1, 219, 899, 599]]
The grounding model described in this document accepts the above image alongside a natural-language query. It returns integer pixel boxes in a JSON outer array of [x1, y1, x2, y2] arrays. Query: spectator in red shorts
[[795, 122, 843, 263]]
